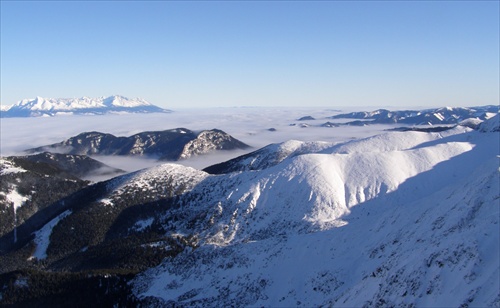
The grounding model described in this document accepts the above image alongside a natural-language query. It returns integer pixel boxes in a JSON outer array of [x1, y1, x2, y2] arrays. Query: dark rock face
[[27, 128, 250, 160], [179, 129, 250, 159]]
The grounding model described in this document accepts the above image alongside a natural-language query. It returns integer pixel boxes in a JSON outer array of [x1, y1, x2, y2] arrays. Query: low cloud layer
[[1, 107, 395, 180]]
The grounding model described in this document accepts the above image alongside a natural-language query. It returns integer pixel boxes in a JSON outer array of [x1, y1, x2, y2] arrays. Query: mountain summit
[[0, 95, 170, 117], [27, 128, 250, 160]]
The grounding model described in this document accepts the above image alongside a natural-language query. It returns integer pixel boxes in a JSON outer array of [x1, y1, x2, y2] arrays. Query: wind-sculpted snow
[[185, 129, 477, 242], [131, 125, 499, 306]]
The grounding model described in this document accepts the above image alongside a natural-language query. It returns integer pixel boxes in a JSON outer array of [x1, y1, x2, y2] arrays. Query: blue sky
[[1, 1, 498, 108]]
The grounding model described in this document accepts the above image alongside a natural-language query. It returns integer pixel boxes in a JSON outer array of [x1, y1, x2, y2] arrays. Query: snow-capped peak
[[14, 95, 151, 110], [102, 95, 151, 107], [1, 95, 170, 117]]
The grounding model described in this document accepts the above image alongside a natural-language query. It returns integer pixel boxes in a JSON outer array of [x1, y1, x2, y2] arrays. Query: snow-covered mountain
[[27, 128, 250, 160], [0, 115, 498, 306], [203, 140, 335, 174], [0, 95, 170, 117], [0, 153, 123, 241], [324, 105, 498, 126], [0, 155, 93, 241]]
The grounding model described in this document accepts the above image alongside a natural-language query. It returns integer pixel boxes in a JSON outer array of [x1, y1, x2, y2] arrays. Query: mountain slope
[[0, 157, 90, 242], [0, 95, 170, 117], [203, 140, 334, 174], [135, 155, 498, 307], [27, 128, 250, 160], [10, 152, 124, 179], [0, 116, 498, 306], [204, 125, 468, 174], [131, 120, 499, 306]]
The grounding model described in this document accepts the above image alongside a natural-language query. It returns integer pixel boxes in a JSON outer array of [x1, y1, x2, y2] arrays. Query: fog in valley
[[0, 107, 398, 180]]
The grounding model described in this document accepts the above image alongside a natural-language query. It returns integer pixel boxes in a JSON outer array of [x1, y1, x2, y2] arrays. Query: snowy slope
[[31, 210, 72, 260], [129, 121, 499, 306], [1, 116, 498, 306], [204, 140, 335, 174], [0, 95, 170, 117], [204, 127, 469, 174]]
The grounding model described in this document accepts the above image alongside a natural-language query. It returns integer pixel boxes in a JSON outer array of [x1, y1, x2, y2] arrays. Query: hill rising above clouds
[[324, 105, 498, 126], [27, 128, 250, 161], [0, 95, 170, 117]]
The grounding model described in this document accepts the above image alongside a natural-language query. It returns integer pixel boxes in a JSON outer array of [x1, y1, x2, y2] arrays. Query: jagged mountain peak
[[0, 95, 170, 117]]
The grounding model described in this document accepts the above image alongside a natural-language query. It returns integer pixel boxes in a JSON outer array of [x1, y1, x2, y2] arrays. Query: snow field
[[131, 123, 499, 306]]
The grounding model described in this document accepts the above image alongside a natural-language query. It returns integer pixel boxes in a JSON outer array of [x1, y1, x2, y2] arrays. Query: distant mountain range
[[323, 105, 498, 126], [0, 95, 170, 117], [27, 128, 250, 160]]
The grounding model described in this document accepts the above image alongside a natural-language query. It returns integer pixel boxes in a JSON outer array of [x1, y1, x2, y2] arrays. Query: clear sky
[[1, 1, 498, 108]]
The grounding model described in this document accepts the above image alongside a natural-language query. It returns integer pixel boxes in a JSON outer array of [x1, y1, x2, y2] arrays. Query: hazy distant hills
[[323, 105, 498, 126], [0, 95, 170, 117], [28, 128, 250, 160], [0, 114, 498, 306]]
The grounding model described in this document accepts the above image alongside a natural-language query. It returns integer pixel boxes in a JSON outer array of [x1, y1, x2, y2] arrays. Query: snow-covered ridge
[[326, 105, 498, 126], [0, 95, 170, 117], [103, 164, 208, 205], [131, 124, 499, 306]]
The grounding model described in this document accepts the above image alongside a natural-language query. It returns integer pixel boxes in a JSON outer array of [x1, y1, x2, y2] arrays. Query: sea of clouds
[[0, 107, 398, 180]]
